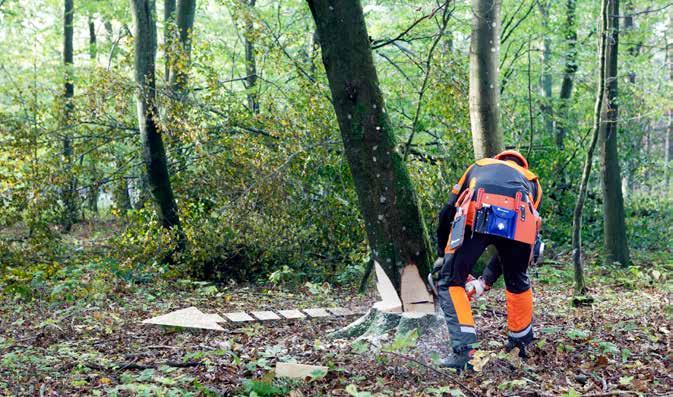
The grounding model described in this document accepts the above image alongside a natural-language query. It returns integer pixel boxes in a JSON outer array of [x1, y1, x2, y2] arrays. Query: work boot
[[505, 339, 529, 359], [439, 348, 475, 372]]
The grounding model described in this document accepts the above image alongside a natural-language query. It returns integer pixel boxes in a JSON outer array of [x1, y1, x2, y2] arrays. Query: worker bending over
[[434, 150, 543, 371]]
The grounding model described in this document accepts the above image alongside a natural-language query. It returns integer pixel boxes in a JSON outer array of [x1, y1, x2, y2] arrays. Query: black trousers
[[437, 228, 534, 351], [441, 229, 532, 293]]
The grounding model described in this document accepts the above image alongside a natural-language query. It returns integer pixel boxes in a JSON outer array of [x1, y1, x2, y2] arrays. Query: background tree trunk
[[130, 0, 184, 247], [164, 0, 176, 80], [599, 0, 630, 266], [556, 0, 578, 150], [61, 0, 77, 232], [244, 0, 259, 114], [667, 15, 673, 187], [307, 0, 433, 293], [572, 0, 609, 296], [469, 0, 503, 159], [168, 0, 196, 97], [623, 2, 639, 83], [87, 16, 100, 215], [538, 1, 553, 139]]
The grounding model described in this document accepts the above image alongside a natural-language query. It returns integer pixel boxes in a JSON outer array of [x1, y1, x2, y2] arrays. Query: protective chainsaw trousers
[[437, 228, 534, 352]]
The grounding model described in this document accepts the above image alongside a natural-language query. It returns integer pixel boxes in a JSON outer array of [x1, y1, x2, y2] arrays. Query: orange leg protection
[[505, 288, 533, 335]]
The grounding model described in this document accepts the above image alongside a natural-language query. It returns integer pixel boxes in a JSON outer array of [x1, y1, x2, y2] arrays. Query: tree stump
[[328, 308, 451, 359]]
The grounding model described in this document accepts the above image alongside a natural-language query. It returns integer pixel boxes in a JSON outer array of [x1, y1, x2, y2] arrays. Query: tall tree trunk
[[623, 2, 639, 83], [599, 0, 630, 266], [556, 0, 578, 150], [572, 0, 609, 296], [244, 0, 259, 114], [113, 173, 133, 213], [168, 0, 196, 97], [62, 0, 77, 232], [164, 0, 176, 80], [668, 18, 673, 187], [469, 0, 503, 159], [538, 1, 553, 138], [88, 16, 100, 215], [88, 16, 97, 61], [668, 109, 673, 187], [307, 0, 433, 293], [130, 0, 185, 248]]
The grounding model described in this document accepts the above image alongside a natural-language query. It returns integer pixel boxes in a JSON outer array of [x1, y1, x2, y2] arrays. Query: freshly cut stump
[[328, 308, 449, 351]]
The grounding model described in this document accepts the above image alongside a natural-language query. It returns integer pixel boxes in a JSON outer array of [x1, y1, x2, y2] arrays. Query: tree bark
[[164, 0, 176, 80], [469, 0, 503, 159], [572, 0, 609, 296], [167, 0, 196, 97], [623, 2, 639, 83], [244, 0, 259, 114], [599, 0, 630, 266], [62, 0, 77, 232], [307, 0, 433, 293], [88, 16, 100, 215], [88, 16, 97, 61], [130, 0, 184, 246], [556, 0, 578, 150], [538, 1, 553, 139], [668, 17, 673, 187]]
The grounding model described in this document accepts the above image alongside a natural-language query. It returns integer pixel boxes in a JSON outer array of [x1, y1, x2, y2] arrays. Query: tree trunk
[[307, 0, 433, 293], [62, 0, 77, 232], [88, 16, 97, 61], [624, 2, 638, 83], [556, 0, 578, 150], [538, 1, 553, 139], [88, 17, 100, 215], [572, 0, 609, 297], [164, 0, 176, 80], [664, 110, 673, 190], [130, 0, 184, 247], [469, 0, 503, 159], [666, 15, 673, 187], [599, 0, 630, 266], [244, 0, 259, 114], [168, 0, 196, 97], [113, 175, 133, 213]]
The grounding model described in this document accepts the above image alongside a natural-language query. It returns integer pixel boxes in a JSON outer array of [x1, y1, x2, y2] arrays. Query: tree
[[307, 0, 433, 293], [61, 0, 77, 232], [572, 0, 609, 296], [599, 0, 630, 266], [130, 0, 185, 247], [538, 1, 553, 138], [167, 0, 196, 97], [243, 0, 258, 113], [87, 16, 100, 215], [556, 0, 578, 150], [469, 0, 503, 159], [668, 14, 673, 187], [164, 0, 176, 79]]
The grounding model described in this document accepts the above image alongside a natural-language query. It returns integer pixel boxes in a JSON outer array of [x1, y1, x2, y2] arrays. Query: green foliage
[[241, 378, 288, 397], [0, 0, 672, 295]]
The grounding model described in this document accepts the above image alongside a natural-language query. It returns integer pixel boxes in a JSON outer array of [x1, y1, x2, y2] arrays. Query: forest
[[0, 0, 672, 395]]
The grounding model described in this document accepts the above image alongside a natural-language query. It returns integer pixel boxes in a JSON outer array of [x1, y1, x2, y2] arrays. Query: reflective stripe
[[508, 324, 532, 339], [460, 326, 476, 334]]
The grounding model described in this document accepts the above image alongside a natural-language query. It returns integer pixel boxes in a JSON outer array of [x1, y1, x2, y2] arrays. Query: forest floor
[[1, 258, 672, 396]]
